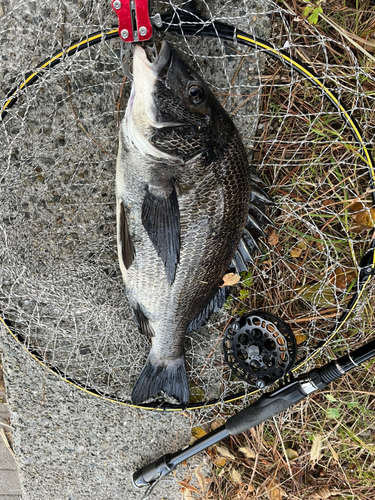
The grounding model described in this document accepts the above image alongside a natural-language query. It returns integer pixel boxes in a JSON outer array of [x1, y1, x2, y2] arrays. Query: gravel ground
[[0, 0, 272, 498]]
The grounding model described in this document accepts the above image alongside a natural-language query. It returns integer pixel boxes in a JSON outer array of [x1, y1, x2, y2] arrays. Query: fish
[[116, 40, 272, 406]]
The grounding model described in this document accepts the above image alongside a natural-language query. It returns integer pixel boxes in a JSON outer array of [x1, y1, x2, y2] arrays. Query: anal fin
[[133, 305, 154, 338]]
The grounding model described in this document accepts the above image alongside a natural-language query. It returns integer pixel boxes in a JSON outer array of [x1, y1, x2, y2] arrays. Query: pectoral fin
[[119, 201, 136, 270], [142, 185, 180, 285]]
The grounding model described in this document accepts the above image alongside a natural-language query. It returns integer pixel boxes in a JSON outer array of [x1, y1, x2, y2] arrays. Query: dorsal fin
[[230, 177, 273, 274], [189, 176, 273, 331], [188, 286, 229, 332], [248, 202, 273, 228], [251, 186, 273, 212], [242, 227, 261, 253], [119, 201, 136, 270], [142, 185, 180, 285]]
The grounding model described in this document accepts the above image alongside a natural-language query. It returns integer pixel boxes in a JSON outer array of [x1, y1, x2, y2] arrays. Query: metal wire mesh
[[1, 0, 374, 424]]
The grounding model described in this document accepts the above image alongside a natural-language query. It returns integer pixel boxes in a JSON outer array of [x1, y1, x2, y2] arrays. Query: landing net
[[1, 0, 374, 422]]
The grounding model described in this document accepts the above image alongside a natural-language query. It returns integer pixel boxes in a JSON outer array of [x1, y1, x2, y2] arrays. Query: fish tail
[[131, 351, 189, 407]]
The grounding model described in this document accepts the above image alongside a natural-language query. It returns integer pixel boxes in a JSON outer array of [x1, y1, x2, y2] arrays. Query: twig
[[0, 427, 14, 458], [287, 312, 339, 323], [116, 75, 128, 126], [320, 13, 375, 64]]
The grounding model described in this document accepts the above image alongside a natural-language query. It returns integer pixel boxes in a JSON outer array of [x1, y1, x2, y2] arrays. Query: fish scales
[[116, 41, 271, 406]]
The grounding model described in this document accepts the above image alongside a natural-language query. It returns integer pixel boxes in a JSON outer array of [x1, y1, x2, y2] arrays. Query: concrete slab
[[1, 333, 191, 500], [0, 383, 21, 500]]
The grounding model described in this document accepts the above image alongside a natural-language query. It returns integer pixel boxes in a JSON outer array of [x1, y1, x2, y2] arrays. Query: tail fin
[[131, 352, 189, 406]]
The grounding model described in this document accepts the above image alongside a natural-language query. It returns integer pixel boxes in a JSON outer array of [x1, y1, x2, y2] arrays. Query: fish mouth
[[153, 41, 172, 80], [131, 42, 188, 130], [132, 41, 172, 81]]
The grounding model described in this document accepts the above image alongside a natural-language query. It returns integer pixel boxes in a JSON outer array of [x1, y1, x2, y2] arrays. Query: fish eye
[[188, 84, 204, 104]]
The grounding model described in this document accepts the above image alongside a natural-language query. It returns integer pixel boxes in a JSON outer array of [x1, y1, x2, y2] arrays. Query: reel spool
[[223, 312, 297, 388]]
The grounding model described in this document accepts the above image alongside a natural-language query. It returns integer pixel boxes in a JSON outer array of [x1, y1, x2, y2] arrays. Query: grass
[[179, 367, 375, 499], [178, 1, 375, 498]]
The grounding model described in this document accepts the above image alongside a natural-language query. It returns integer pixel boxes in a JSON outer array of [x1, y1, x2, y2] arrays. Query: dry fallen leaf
[[321, 198, 333, 207], [266, 479, 287, 500], [290, 239, 307, 258], [310, 433, 323, 462], [216, 445, 235, 460], [329, 266, 356, 291], [290, 247, 303, 258], [285, 448, 299, 460], [350, 201, 375, 232], [206, 445, 216, 457], [293, 332, 307, 345], [211, 418, 226, 431], [212, 457, 226, 467], [267, 229, 279, 246], [178, 477, 201, 500], [220, 273, 240, 288], [194, 464, 206, 493], [309, 486, 333, 499], [230, 468, 243, 485], [238, 446, 256, 459], [191, 426, 207, 443]]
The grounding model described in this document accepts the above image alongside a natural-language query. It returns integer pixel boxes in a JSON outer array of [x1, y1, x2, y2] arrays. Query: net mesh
[[1, 0, 374, 424]]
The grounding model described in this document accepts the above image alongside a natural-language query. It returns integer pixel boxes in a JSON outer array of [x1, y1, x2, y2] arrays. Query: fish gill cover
[[0, 0, 374, 423]]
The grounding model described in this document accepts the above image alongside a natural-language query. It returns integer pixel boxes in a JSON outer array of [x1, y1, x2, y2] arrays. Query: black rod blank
[[132, 338, 375, 489]]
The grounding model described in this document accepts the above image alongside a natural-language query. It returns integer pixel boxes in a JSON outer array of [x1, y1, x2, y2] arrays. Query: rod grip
[[225, 382, 305, 436]]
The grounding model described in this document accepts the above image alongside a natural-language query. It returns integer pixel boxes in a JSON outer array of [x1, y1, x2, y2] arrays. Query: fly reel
[[223, 312, 297, 388]]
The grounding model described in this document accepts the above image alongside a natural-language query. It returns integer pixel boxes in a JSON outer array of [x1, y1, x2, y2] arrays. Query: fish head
[[125, 41, 234, 162]]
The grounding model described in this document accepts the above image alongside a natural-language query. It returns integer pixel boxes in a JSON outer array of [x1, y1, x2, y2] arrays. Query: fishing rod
[[133, 337, 375, 496]]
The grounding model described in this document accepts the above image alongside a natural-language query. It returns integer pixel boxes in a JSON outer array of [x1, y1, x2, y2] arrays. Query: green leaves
[[325, 394, 337, 403], [241, 269, 254, 288], [303, 1, 323, 25], [324, 394, 360, 419], [326, 407, 341, 419], [239, 288, 250, 301]]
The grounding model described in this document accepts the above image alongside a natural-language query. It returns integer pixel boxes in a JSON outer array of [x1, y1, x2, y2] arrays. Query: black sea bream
[[116, 41, 272, 406]]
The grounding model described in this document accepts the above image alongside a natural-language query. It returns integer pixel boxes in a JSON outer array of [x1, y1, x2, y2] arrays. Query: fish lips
[[153, 40, 173, 81], [153, 42, 206, 131], [153, 41, 191, 99]]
